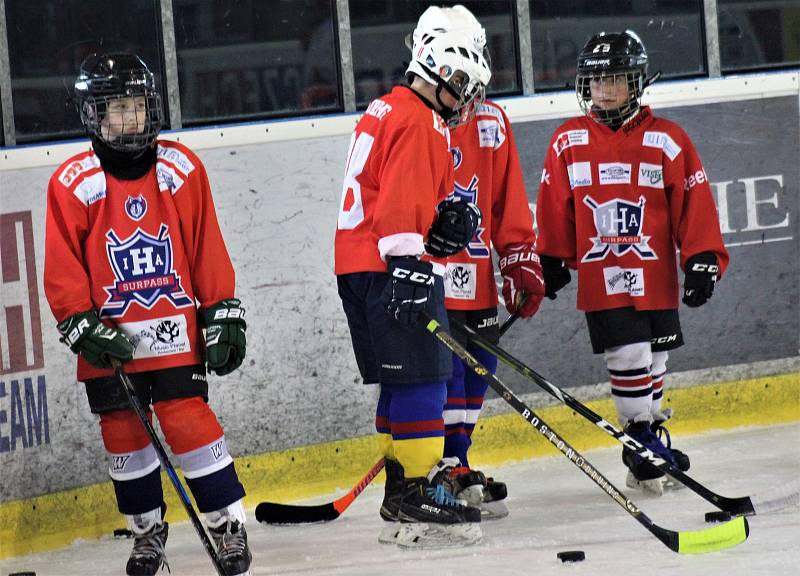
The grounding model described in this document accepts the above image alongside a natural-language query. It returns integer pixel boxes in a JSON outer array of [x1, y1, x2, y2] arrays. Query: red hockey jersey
[[536, 107, 729, 312], [334, 86, 454, 274], [45, 140, 235, 381], [430, 100, 536, 310]]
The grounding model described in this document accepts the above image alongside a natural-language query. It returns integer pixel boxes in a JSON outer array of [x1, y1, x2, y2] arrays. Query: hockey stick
[[498, 309, 521, 338], [255, 458, 385, 524], [111, 359, 226, 576], [456, 320, 757, 517], [254, 308, 519, 526], [422, 314, 749, 554]]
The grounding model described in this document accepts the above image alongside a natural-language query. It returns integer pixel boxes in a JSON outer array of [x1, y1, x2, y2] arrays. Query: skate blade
[[378, 523, 401, 544], [480, 499, 509, 520], [626, 470, 664, 497], [395, 522, 482, 549]]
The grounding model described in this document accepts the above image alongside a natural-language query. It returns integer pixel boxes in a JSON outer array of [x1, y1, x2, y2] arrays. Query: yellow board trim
[[1, 372, 798, 559]]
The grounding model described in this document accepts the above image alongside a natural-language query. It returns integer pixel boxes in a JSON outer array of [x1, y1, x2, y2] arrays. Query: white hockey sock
[[205, 498, 247, 529], [127, 506, 163, 535], [604, 342, 653, 424], [651, 351, 669, 414]]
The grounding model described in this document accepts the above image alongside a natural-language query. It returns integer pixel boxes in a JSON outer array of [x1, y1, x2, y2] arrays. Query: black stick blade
[[255, 501, 340, 524]]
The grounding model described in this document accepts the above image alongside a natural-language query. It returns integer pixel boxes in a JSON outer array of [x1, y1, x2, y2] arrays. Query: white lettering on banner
[[599, 163, 632, 185], [642, 132, 682, 161], [638, 163, 664, 189], [119, 315, 191, 359], [712, 174, 790, 234], [553, 129, 589, 157], [444, 262, 477, 300], [567, 162, 592, 189], [603, 266, 645, 297]]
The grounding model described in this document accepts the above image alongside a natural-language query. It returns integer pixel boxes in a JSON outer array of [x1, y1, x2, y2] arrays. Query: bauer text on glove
[[57, 310, 134, 368], [498, 244, 545, 318], [203, 298, 247, 376]]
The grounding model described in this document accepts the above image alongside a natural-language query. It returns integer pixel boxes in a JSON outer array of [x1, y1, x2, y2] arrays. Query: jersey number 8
[[337, 132, 375, 230]]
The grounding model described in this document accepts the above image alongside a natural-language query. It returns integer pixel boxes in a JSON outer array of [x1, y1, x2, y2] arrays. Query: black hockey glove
[[540, 255, 571, 300], [682, 252, 719, 308], [383, 256, 435, 326], [425, 199, 482, 257], [203, 299, 247, 376], [57, 310, 134, 369]]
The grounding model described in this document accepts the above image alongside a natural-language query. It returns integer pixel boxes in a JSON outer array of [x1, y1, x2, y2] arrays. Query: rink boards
[[0, 72, 798, 558]]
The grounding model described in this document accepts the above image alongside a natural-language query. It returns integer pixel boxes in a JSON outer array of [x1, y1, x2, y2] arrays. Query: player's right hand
[[499, 244, 545, 318], [383, 256, 435, 326], [57, 310, 134, 369], [425, 199, 482, 257], [540, 255, 571, 300]]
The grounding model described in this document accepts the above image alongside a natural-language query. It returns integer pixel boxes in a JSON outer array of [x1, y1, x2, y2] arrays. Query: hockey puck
[[705, 511, 732, 523], [8, 572, 36, 576], [113, 528, 133, 538], [557, 550, 586, 563]]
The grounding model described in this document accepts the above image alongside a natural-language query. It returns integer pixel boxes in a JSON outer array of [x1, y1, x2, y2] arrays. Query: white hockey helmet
[[405, 6, 492, 128]]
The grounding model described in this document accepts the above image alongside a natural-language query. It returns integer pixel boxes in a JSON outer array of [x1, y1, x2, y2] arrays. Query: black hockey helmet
[[74, 52, 162, 154], [575, 31, 653, 126]]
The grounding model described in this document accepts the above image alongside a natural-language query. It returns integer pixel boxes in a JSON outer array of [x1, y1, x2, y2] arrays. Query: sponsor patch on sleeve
[[157, 145, 196, 176], [642, 131, 682, 161], [553, 129, 589, 156], [59, 154, 101, 187]]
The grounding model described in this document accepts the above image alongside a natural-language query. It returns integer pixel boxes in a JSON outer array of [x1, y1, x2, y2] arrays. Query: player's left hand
[[203, 299, 247, 376], [499, 244, 546, 318], [682, 252, 719, 308], [425, 199, 481, 257]]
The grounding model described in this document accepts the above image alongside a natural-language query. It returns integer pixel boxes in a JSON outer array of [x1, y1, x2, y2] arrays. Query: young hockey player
[[411, 6, 546, 519], [334, 12, 490, 548], [535, 31, 729, 495], [44, 53, 251, 575]]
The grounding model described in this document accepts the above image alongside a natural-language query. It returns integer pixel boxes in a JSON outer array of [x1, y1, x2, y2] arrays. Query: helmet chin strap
[[435, 84, 456, 122]]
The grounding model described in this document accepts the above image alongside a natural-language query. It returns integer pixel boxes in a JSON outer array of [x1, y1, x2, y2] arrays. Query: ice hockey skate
[[209, 518, 252, 576], [622, 411, 689, 496], [394, 458, 482, 549], [125, 510, 169, 576], [447, 466, 509, 519]]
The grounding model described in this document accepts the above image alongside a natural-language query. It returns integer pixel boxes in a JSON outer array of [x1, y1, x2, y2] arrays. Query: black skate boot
[[380, 458, 405, 521], [395, 458, 482, 548], [126, 522, 169, 576], [447, 466, 509, 519], [652, 409, 690, 471], [622, 415, 680, 496], [209, 519, 252, 576]]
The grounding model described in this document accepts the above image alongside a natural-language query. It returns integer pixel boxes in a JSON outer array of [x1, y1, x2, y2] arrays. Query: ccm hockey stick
[[111, 359, 226, 576], [456, 320, 757, 517], [255, 458, 385, 524], [423, 314, 749, 554]]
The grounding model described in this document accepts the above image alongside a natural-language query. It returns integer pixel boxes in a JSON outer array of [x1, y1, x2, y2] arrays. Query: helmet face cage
[[576, 69, 644, 126], [575, 31, 648, 127], [407, 29, 492, 128], [75, 53, 162, 154]]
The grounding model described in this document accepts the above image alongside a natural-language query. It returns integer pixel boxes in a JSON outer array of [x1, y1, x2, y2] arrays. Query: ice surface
[[2, 424, 798, 576]]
